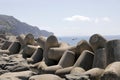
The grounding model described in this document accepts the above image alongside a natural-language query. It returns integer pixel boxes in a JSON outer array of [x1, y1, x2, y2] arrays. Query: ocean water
[[58, 36, 89, 46], [58, 35, 120, 46]]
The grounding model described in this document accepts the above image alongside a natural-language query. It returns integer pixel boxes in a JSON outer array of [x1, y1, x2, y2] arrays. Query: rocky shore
[[0, 33, 120, 80]]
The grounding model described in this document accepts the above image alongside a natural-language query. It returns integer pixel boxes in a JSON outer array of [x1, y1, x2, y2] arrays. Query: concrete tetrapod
[[42, 35, 59, 65], [69, 40, 93, 59], [65, 68, 104, 80], [37, 36, 47, 49], [0, 40, 12, 50], [73, 50, 94, 70], [48, 42, 71, 61], [100, 62, 120, 80], [29, 74, 63, 80], [0, 71, 34, 80], [105, 40, 120, 66], [8, 41, 21, 54], [0, 41, 21, 54], [55, 50, 94, 77], [0, 38, 6, 45], [30, 36, 93, 75], [92, 48, 106, 69], [0, 34, 7, 40], [42, 40, 92, 75], [65, 67, 86, 80], [70, 67, 85, 74], [37, 36, 71, 63], [42, 50, 75, 74], [16, 34, 25, 49], [89, 34, 107, 52], [17, 34, 40, 58], [82, 68, 104, 80], [24, 33, 35, 45], [27, 48, 43, 64], [54, 40, 93, 77], [7, 35, 17, 42], [29, 35, 60, 73], [21, 45, 40, 58]]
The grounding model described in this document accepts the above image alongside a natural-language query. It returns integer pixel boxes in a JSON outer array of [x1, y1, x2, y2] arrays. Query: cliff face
[[0, 15, 53, 37]]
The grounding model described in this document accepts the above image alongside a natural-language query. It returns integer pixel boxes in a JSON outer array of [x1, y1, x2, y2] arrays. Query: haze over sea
[[58, 35, 120, 46]]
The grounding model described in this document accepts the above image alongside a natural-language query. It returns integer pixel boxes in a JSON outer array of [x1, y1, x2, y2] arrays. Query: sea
[[58, 35, 120, 46]]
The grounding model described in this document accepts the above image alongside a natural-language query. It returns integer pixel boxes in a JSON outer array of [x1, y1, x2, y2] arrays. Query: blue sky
[[0, 0, 120, 36]]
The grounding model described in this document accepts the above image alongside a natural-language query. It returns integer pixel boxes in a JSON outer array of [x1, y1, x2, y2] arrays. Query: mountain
[[0, 14, 53, 37]]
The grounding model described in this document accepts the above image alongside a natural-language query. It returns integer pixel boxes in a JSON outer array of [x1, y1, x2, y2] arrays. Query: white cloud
[[64, 15, 111, 23], [64, 15, 91, 22], [102, 17, 110, 22]]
